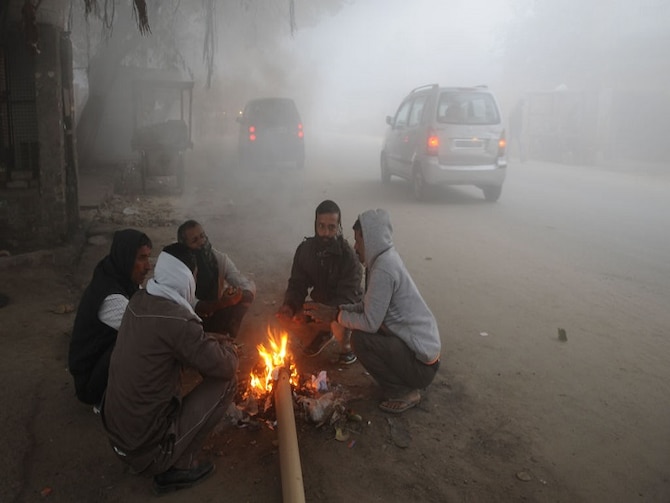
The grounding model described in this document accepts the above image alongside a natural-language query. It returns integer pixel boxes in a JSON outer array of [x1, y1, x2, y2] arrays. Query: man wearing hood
[[68, 228, 152, 407], [177, 220, 256, 339], [277, 199, 363, 364], [102, 243, 238, 495], [305, 209, 441, 414]]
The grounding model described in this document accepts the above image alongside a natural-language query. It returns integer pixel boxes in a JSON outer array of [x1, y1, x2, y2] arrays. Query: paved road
[[188, 132, 670, 501]]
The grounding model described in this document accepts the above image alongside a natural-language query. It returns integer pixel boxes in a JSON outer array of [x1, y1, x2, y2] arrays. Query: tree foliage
[[79, 0, 350, 87]]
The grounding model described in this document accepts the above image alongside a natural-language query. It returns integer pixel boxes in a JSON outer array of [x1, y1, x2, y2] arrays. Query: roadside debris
[[51, 303, 75, 314], [516, 471, 532, 482]]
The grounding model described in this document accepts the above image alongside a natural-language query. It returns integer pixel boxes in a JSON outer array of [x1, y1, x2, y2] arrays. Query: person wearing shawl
[[102, 243, 238, 495], [68, 229, 152, 406], [177, 219, 256, 339]]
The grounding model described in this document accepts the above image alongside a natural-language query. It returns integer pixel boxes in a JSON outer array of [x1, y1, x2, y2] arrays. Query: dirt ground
[[2, 137, 667, 502]]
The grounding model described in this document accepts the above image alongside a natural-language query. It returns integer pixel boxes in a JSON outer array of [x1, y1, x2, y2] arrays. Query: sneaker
[[338, 352, 357, 365], [303, 331, 334, 357]]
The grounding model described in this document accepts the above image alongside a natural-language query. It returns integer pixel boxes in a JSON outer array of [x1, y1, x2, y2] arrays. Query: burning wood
[[243, 327, 305, 502], [247, 327, 297, 396], [228, 326, 354, 501]]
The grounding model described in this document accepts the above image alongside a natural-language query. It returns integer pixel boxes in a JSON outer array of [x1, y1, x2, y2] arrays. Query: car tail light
[[298, 123, 304, 139], [248, 125, 256, 142], [498, 130, 506, 155], [426, 130, 439, 156]]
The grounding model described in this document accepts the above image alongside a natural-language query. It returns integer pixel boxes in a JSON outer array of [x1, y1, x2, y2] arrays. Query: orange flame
[[248, 326, 297, 396]]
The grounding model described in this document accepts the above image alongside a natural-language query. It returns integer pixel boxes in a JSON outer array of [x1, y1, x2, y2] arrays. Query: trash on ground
[[51, 304, 75, 314], [516, 471, 532, 481]]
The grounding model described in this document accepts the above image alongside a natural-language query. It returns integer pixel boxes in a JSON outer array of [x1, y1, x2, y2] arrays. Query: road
[[191, 132, 670, 501], [3, 131, 667, 502]]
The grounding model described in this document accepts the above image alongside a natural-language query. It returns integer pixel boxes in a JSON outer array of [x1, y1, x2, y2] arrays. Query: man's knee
[[351, 330, 366, 352]]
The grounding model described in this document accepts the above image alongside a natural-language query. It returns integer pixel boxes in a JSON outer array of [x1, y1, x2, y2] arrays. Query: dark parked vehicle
[[381, 84, 507, 201], [236, 98, 305, 169]]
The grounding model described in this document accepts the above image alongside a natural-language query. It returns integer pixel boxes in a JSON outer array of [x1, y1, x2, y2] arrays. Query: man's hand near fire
[[276, 304, 309, 324], [195, 286, 244, 318], [302, 302, 338, 330]]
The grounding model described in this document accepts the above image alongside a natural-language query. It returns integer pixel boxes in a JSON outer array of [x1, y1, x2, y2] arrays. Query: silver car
[[381, 84, 507, 201]]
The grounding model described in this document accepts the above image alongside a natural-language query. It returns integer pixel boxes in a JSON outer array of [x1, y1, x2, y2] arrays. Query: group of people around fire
[[67, 201, 441, 495]]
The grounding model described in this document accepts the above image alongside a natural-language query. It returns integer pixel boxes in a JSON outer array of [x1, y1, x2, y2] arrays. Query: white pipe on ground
[[274, 367, 305, 503]]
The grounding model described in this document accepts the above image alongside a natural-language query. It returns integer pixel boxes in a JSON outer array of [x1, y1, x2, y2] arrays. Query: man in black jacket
[[68, 229, 152, 407], [277, 200, 362, 364]]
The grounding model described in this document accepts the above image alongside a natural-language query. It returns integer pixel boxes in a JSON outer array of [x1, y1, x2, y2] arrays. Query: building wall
[[0, 1, 77, 253]]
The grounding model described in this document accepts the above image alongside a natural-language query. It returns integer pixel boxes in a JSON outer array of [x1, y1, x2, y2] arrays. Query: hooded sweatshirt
[[69, 229, 148, 377], [337, 209, 441, 364]]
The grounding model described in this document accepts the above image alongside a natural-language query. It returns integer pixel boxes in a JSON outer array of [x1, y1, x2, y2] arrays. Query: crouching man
[[102, 243, 238, 495], [305, 209, 441, 414]]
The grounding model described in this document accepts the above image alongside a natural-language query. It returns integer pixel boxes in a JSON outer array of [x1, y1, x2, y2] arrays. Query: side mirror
[[385, 116, 392, 126]]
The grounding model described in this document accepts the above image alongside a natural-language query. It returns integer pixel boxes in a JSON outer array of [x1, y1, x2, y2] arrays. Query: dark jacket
[[68, 229, 148, 404], [283, 235, 363, 314]]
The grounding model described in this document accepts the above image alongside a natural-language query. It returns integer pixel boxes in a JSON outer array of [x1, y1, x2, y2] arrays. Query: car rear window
[[245, 99, 300, 126], [436, 92, 500, 125]]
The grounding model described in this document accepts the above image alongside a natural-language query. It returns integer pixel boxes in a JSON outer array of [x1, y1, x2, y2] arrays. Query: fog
[[193, 0, 669, 165], [62, 3, 670, 500], [73, 0, 670, 167], [287, 0, 511, 135]]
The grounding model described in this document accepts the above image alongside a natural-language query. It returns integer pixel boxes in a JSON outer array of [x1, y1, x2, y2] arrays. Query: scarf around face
[[193, 240, 219, 301], [146, 252, 201, 321], [99, 228, 149, 298]]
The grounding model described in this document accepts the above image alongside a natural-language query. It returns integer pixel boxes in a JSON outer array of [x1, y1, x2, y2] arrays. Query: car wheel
[[412, 168, 426, 200], [380, 155, 391, 184], [482, 185, 502, 202]]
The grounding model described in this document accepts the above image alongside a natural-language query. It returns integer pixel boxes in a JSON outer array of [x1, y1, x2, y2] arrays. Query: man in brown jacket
[[102, 243, 238, 495]]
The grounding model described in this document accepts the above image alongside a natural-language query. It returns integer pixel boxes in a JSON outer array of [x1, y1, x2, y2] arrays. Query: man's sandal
[[378, 391, 421, 414], [303, 331, 334, 357]]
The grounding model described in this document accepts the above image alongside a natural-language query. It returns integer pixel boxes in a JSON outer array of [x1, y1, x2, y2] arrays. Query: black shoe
[[303, 331, 334, 357], [152, 461, 215, 495]]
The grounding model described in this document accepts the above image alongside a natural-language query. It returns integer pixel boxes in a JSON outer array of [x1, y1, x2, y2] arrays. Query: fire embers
[[233, 327, 297, 423], [247, 327, 297, 396], [231, 326, 350, 431]]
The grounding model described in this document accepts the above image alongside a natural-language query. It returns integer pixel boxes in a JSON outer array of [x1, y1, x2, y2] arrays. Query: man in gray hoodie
[[305, 208, 441, 414]]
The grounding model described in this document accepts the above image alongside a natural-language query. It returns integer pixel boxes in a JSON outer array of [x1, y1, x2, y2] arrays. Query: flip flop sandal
[[303, 331, 334, 357], [378, 396, 420, 414]]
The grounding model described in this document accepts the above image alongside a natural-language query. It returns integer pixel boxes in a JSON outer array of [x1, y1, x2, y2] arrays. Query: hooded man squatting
[[304, 208, 441, 414]]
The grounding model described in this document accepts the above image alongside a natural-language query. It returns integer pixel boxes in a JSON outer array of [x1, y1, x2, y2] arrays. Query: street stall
[[130, 78, 194, 193]]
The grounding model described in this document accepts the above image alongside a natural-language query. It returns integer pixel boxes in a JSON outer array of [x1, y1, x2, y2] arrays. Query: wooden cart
[[130, 79, 194, 193]]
